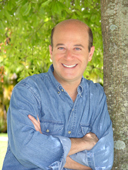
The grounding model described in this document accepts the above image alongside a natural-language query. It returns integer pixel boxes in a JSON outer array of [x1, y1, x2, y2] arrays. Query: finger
[[28, 115, 37, 124], [28, 114, 35, 121], [28, 115, 42, 134], [28, 115, 40, 129], [37, 115, 40, 124]]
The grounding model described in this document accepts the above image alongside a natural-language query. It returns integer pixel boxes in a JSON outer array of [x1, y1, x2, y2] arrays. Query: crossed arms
[[28, 115, 98, 170]]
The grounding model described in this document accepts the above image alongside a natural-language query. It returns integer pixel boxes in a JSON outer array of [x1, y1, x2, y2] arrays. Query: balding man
[[2, 19, 114, 170]]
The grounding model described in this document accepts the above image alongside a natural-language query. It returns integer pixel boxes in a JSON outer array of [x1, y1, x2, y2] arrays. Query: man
[[2, 19, 114, 170]]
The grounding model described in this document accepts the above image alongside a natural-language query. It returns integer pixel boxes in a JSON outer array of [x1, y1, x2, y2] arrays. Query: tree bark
[[101, 0, 128, 169]]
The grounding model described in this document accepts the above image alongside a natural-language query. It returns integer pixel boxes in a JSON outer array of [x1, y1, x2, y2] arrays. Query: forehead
[[53, 21, 89, 44]]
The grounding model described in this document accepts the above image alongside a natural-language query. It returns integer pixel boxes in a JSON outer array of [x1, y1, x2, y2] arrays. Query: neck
[[61, 81, 80, 102], [52, 70, 82, 102]]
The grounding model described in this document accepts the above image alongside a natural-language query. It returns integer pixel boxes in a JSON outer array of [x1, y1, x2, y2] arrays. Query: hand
[[68, 132, 98, 156], [82, 132, 98, 150], [28, 115, 42, 134]]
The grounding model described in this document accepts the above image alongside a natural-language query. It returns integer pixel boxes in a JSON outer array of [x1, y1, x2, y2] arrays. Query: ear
[[88, 46, 95, 62], [49, 45, 53, 60]]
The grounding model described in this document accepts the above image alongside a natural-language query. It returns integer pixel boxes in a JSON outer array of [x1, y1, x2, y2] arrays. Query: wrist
[[68, 138, 86, 156]]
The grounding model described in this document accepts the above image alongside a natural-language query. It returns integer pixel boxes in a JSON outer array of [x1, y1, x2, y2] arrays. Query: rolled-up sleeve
[[7, 82, 71, 170], [70, 123, 113, 170], [70, 86, 114, 170], [50, 136, 71, 170], [87, 123, 114, 170]]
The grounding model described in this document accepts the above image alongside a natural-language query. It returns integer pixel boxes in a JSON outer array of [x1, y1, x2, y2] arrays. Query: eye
[[74, 47, 81, 51], [58, 47, 65, 50]]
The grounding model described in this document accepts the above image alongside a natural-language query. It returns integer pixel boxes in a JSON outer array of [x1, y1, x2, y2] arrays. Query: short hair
[[50, 23, 93, 52]]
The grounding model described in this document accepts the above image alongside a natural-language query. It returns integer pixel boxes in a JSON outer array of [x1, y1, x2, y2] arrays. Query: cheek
[[82, 58, 89, 68], [54, 53, 64, 61]]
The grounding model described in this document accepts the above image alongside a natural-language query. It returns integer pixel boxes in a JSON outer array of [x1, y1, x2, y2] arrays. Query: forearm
[[68, 133, 98, 156], [64, 156, 92, 170], [68, 138, 86, 156], [70, 124, 114, 170]]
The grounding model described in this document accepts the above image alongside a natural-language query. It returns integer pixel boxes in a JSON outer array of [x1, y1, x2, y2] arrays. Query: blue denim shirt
[[2, 65, 114, 170]]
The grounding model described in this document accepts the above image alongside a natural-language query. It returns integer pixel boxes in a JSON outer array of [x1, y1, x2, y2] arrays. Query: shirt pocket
[[77, 124, 91, 137], [40, 120, 64, 136]]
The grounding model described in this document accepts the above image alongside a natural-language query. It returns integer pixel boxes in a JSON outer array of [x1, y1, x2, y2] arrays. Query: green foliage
[[0, 0, 103, 84], [0, 117, 7, 133]]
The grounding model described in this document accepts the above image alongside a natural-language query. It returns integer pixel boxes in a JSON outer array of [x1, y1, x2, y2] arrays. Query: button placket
[[67, 96, 80, 136]]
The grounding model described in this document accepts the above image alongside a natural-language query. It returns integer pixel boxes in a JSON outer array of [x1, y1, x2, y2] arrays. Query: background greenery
[[0, 0, 103, 133]]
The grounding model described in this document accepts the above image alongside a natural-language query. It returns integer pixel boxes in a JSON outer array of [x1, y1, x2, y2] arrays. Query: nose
[[65, 49, 73, 60]]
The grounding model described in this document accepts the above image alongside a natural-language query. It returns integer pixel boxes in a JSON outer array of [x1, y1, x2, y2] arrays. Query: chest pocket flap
[[41, 120, 64, 135], [81, 125, 91, 135], [77, 124, 91, 137]]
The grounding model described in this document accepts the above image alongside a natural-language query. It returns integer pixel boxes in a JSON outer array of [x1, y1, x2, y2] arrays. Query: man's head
[[50, 19, 93, 52], [49, 19, 95, 85]]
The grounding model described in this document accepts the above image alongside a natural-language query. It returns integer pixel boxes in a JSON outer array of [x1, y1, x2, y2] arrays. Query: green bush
[[0, 117, 7, 133]]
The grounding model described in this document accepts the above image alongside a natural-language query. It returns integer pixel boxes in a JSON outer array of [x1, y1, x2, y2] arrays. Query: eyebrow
[[56, 43, 84, 48], [74, 44, 84, 48], [56, 43, 65, 47]]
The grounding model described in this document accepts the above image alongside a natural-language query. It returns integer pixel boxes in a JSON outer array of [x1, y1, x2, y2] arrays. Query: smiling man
[[49, 20, 94, 102], [2, 19, 114, 170]]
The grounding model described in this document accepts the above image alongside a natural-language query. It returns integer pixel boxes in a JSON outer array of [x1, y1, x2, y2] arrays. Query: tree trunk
[[101, 0, 128, 169]]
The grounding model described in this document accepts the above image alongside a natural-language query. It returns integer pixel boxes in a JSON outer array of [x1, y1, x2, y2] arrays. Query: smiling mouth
[[62, 64, 77, 68]]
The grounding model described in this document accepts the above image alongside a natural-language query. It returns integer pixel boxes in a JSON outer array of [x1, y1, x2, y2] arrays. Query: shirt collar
[[48, 64, 84, 95], [77, 77, 84, 95], [48, 64, 62, 91]]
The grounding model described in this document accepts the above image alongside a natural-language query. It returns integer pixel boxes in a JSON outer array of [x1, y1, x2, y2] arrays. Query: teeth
[[63, 64, 76, 68]]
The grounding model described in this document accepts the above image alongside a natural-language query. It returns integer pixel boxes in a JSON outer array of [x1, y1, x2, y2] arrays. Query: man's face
[[49, 22, 94, 85]]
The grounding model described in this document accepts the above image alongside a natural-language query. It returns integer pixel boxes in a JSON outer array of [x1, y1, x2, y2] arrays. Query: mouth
[[62, 64, 77, 68]]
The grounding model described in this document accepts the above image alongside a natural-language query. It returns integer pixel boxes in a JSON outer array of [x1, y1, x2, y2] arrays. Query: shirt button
[[61, 89, 64, 92], [68, 131, 71, 134], [72, 108, 74, 111], [58, 91, 60, 94], [46, 129, 49, 133]]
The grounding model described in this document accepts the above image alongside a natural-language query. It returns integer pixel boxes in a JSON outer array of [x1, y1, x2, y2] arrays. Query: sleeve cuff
[[57, 135, 71, 159], [70, 150, 89, 166], [49, 136, 71, 170]]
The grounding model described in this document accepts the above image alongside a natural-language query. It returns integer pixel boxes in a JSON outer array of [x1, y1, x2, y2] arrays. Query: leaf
[[7, 0, 13, 11], [39, 6, 45, 16], [51, 2, 58, 15], [41, 0, 52, 7], [75, 0, 80, 7], [31, 0, 39, 3], [16, 0, 26, 6], [65, 0, 71, 7], [55, 1, 65, 15], [20, 2, 31, 16], [72, 13, 78, 19], [91, 15, 96, 21], [0, 10, 4, 19], [4, 9, 12, 21], [32, 16, 39, 27], [0, 21, 5, 34], [51, 1, 65, 15]]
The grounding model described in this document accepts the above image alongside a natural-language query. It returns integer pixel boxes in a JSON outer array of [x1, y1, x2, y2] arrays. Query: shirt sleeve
[[70, 85, 114, 170], [7, 82, 71, 170]]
